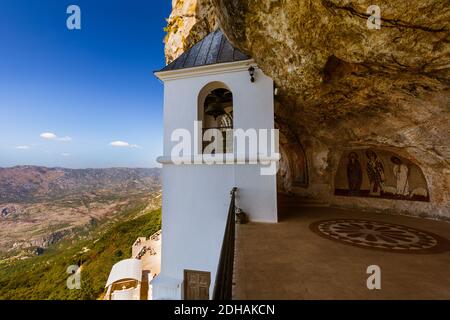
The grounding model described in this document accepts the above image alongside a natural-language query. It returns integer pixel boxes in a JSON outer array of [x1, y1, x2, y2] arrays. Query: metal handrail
[[213, 187, 237, 300]]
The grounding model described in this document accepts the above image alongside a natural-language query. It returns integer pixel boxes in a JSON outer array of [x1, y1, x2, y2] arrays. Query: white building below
[[104, 231, 162, 300]]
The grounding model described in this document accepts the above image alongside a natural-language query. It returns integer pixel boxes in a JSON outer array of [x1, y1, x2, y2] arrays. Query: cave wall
[[164, 0, 450, 219]]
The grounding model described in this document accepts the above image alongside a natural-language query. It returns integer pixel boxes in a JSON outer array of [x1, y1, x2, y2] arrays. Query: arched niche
[[197, 82, 233, 154], [277, 141, 309, 192], [334, 149, 430, 202]]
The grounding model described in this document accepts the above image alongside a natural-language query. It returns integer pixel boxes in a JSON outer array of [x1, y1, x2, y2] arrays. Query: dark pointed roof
[[159, 29, 251, 72]]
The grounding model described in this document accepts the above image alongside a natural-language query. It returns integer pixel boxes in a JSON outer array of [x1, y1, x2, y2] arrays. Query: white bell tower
[[152, 29, 278, 300]]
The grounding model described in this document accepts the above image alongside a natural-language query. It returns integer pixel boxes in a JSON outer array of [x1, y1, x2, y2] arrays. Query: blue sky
[[0, 0, 171, 168]]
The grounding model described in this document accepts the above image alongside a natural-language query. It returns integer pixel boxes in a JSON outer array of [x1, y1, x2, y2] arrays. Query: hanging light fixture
[[248, 66, 255, 83]]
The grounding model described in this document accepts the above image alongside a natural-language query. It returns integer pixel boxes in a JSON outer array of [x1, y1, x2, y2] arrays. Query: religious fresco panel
[[334, 149, 430, 202]]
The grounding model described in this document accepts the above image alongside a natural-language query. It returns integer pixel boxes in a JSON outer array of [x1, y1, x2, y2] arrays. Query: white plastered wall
[[153, 61, 277, 299]]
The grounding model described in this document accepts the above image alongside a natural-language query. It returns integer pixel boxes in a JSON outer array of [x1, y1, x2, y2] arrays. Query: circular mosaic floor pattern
[[310, 219, 450, 254]]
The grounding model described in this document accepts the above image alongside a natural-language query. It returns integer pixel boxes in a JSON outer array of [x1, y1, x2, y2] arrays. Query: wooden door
[[184, 270, 211, 300]]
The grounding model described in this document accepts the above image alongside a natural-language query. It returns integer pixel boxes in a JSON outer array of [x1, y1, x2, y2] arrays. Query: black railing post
[[213, 187, 237, 300]]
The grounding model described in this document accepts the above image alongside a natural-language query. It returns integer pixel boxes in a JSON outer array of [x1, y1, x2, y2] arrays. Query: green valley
[[0, 207, 161, 300]]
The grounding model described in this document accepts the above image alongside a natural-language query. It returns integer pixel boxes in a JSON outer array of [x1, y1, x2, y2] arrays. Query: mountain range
[[0, 166, 161, 253], [0, 166, 160, 203]]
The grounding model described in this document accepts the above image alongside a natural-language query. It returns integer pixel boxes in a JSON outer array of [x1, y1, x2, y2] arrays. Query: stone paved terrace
[[233, 197, 450, 300]]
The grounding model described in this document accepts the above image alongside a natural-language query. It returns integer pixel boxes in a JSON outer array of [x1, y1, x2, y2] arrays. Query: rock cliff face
[[164, 0, 450, 219], [164, 0, 218, 63]]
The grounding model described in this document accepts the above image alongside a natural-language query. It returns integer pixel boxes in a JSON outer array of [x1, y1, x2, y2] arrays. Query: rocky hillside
[[0, 208, 162, 300], [164, 0, 449, 218], [0, 166, 161, 252]]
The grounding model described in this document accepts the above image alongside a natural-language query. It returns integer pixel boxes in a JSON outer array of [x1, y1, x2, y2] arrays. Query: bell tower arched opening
[[198, 82, 233, 154]]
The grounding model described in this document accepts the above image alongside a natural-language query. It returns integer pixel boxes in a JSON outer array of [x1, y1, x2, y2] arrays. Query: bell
[[204, 95, 226, 119]]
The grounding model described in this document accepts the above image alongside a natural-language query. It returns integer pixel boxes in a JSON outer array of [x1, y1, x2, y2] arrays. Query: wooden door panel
[[184, 270, 211, 300]]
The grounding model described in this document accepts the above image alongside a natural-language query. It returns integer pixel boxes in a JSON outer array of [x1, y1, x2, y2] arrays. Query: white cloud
[[110, 141, 141, 148], [40, 132, 57, 140], [61, 153, 71, 157], [40, 132, 72, 142], [15, 145, 30, 150], [110, 141, 129, 147]]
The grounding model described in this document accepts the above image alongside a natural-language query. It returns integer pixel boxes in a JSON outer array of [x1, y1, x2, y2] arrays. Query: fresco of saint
[[366, 150, 385, 196], [391, 156, 410, 196]]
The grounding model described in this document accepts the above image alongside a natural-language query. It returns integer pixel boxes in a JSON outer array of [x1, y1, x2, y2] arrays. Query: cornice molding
[[154, 59, 255, 81]]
